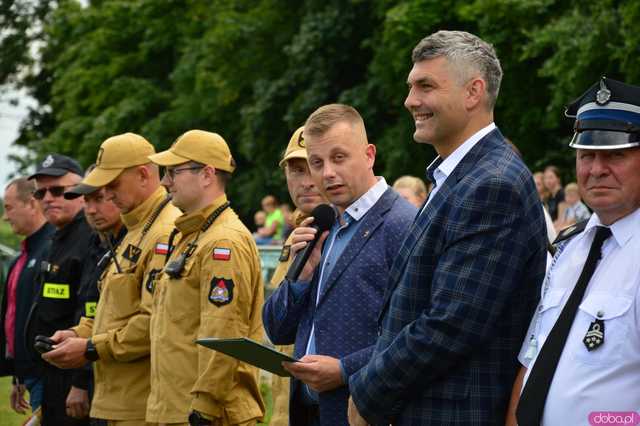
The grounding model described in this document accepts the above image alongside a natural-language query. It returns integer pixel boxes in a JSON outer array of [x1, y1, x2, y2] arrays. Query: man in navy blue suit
[[348, 30, 547, 425], [262, 104, 416, 425]]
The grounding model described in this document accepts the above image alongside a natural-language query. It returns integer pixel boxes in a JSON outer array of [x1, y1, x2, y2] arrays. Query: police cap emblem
[[595, 78, 611, 106]]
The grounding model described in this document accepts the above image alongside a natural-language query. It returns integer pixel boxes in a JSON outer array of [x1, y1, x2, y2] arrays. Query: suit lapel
[[315, 189, 395, 307], [378, 128, 506, 318]]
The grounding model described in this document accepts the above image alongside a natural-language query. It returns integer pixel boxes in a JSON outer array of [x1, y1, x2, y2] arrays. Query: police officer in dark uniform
[[25, 154, 93, 426]]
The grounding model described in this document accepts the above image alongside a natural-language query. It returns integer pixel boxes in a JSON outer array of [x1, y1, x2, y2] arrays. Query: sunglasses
[[33, 185, 73, 200]]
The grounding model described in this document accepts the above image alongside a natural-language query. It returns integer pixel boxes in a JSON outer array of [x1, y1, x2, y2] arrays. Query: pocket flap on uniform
[[539, 288, 566, 313], [579, 293, 633, 320]]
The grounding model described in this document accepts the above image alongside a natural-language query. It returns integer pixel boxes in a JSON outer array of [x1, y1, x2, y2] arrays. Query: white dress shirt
[[425, 122, 496, 205], [518, 208, 640, 426]]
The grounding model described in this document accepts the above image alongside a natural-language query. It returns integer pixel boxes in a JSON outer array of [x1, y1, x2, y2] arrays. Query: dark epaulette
[[548, 219, 589, 256]]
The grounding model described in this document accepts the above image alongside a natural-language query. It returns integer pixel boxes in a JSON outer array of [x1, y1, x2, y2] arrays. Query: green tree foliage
[[2, 0, 639, 218]]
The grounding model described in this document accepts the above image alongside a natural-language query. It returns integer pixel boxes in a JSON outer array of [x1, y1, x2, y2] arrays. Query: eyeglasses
[[164, 166, 204, 181], [33, 185, 73, 200]]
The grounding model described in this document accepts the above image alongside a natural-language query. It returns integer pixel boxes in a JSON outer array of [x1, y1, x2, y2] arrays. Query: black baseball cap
[[28, 154, 84, 180]]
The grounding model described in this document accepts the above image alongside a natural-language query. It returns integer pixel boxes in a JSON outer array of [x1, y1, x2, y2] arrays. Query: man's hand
[[290, 217, 329, 282], [42, 337, 89, 369], [10, 383, 29, 414], [348, 397, 369, 426], [50, 329, 78, 344], [282, 354, 344, 392], [65, 386, 90, 419]]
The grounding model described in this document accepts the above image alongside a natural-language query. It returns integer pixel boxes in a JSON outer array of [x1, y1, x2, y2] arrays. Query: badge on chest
[[122, 244, 142, 263], [583, 318, 605, 351]]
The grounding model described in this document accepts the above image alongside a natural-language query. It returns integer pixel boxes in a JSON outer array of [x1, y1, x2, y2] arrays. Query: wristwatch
[[84, 339, 99, 361], [188, 410, 212, 425]]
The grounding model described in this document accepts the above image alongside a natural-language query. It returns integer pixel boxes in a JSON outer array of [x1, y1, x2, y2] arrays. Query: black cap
[[29, 154, 84, 180], [64, 183, 99, 200], [565, 77, 640, 150]]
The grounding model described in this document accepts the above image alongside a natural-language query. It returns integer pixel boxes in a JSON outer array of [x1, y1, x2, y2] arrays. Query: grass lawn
[[0, 376, 28, 426], [0, 375, 273, 425]]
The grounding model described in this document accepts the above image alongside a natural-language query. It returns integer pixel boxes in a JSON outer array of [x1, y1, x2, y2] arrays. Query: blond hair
[[564, 182, 579, 195], [304, 104, 366, 141], [393, 175, 428, 199]]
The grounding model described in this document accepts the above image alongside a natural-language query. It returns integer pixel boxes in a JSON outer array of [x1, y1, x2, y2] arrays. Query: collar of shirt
[[121, 186, 168, 230], [343, 176, 388, 222], [585, 207, 640, 249], [426, 122, 496, 190]]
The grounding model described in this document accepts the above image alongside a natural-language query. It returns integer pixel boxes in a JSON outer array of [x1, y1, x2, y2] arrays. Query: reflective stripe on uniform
[[85, 302, 97, 317], [42, 282, 70, 299]]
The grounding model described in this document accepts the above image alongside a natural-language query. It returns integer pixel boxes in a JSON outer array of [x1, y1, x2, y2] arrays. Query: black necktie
[[516, 225, 612, 426]]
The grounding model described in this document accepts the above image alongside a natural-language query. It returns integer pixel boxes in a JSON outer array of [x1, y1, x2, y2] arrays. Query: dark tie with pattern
[[516, 225, 612, 426]]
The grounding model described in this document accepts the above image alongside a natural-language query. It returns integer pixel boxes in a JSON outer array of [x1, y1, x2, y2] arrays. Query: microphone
[[285, 204, 336, 282]]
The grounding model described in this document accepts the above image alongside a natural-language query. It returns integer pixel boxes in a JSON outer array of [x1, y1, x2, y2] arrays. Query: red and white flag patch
[[212, 247, 231, 261], [155, 243, 169, 255]]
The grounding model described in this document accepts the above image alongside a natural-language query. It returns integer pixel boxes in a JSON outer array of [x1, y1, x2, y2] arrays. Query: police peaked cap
[[565, 76, 640, 149]]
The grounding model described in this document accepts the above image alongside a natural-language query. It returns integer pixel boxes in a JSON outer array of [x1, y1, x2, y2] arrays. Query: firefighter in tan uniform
[[146, 130, 265, 426], [267, 127, 326, 426], [44, 133, 181, 425]]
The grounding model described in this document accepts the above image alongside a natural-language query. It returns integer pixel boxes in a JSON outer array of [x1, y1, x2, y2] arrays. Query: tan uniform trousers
[[157, 418, 257, 426]]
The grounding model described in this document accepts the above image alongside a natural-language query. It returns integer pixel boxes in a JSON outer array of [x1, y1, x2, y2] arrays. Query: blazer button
[[377, 326, 382, 336]]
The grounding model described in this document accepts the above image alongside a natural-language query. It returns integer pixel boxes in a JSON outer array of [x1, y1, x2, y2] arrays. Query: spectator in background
[[544, 165, 564, 221], [392, 175, 428, 208], [1, 177, 54, 417], [533, 171, 557, 244], [533, 171, 550, 203], [254, 210, 266, 230], [255, 195, 284, 245], [555, 182, 591, 231]]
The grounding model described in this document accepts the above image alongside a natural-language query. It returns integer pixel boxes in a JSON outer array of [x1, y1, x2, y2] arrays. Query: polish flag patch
[[213, 247, 231, 261], [155, 243, 169, 255]]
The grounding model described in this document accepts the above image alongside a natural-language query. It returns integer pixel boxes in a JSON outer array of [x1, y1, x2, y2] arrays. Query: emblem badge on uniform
[[122, 244, 142, 263], [583, 318, 605, 351], [279, 245, 291, 262], [212, 247, 231, 261], [209, 277, 234, 307], [596, 78, 611, 106]]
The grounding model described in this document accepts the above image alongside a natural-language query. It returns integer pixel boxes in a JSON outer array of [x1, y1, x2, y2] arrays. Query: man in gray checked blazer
[[348, 31, 548, 426]]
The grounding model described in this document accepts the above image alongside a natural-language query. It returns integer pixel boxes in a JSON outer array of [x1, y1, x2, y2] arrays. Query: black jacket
[[0, 223, 55, 378], [24, 212, 94, 376]]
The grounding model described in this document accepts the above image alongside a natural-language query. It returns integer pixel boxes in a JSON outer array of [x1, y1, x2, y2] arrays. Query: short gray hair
[[412, 30, 503, 108], [5, 177, 36, 203]]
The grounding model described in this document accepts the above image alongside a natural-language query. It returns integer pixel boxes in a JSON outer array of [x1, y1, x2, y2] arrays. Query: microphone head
[[311, 204, 336, 232]]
